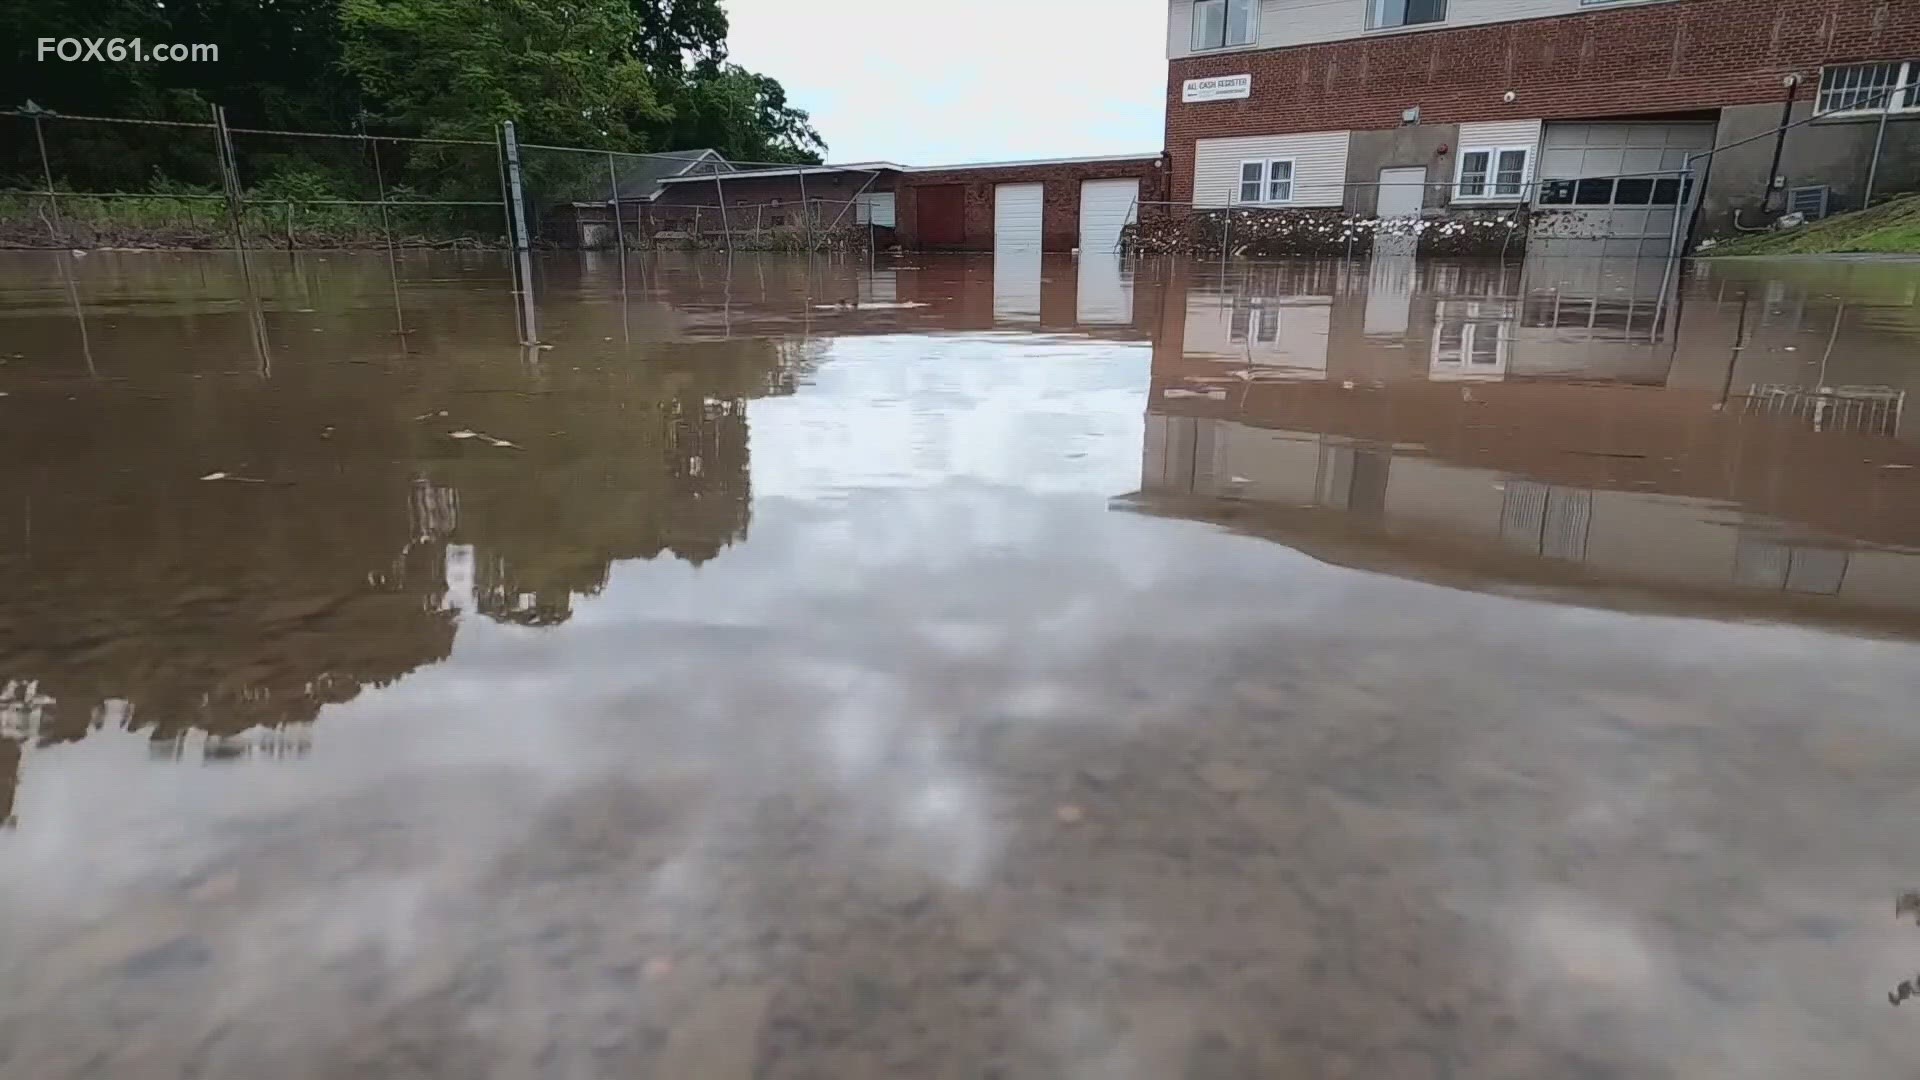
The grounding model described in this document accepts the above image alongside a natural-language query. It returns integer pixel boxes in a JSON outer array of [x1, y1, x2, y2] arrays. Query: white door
[[994, 183, 1045, 251], [1375, 167, 1425, 257], [1077, 178, 1139, 254], [1376, 167, 1426, 218]]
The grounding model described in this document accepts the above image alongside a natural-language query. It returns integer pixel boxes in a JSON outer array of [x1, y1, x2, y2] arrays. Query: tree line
[[2, 0, 826, 162]]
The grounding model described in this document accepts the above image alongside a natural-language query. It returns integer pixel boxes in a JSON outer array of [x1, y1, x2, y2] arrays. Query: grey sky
[[722, 0, 1170, 165]]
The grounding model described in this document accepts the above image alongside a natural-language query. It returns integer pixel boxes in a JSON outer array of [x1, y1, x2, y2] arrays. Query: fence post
[[606, 152, 626, 255], [368, 136, 410, 338], [1866, 95, 1893, 209], [1220, 208, 1231, 279], [501, 120, 531, 251], [500, 121, 538, 344], [798, 168, 813, 252], [211, 104, 245, 247], [29, 108, 61, 241], [714, 172, 733, 259]]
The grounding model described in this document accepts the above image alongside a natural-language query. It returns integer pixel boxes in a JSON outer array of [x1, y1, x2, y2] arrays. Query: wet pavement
[[2, 249, 1920, 1078]]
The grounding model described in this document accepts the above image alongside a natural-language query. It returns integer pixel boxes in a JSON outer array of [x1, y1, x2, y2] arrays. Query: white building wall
[[1169, 0, 1676, 59], [1193, 131, 1351, 207], [1458, 119, 1543, 150]]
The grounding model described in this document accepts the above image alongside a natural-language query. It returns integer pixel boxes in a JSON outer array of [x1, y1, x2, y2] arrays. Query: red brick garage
[[896, 155, 1169, 253]]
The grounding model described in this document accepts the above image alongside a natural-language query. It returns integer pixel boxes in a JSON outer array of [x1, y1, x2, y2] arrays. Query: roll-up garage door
[[994, 183, 1044, 251]]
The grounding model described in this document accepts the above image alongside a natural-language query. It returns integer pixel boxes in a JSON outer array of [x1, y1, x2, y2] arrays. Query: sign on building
[[1182, 75, 1252, 103]]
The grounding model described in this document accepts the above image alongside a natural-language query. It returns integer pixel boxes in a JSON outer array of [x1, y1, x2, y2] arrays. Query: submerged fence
[[1, 105, 891, 257]]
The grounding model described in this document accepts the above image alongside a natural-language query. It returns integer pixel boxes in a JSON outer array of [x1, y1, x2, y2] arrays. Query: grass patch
[[1702, 194, 1920, 257]]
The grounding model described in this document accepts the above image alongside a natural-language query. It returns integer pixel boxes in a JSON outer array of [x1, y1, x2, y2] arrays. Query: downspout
[[1733, 74, 1800, 231], [1761, 74, 1798, 213]]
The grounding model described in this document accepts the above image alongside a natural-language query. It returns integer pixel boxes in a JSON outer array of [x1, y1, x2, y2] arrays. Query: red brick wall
[[896, 158, 1170, 251], [1165, 0, 1920, 200]]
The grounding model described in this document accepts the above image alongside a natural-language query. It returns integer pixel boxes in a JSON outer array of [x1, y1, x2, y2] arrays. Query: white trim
[[1190, 0, 1259, 53], [1235, 157, 1296, 205], [1452, 145, 1534, 203], [655, 153, 1160, 185], [908, 153, 1162, 172], [658, 161, 906, 186], [1815, 60, 1920, 117]]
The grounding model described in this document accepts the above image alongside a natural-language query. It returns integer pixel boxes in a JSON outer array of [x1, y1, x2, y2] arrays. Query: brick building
[[893, 155, 1171, 252], [1164, 0, 1920, 250], [640, 155, 1170, 253]]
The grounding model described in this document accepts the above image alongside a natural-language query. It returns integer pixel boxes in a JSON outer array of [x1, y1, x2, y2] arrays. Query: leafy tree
[[340, 0, 666, 145], [645, 66, 823, 165]]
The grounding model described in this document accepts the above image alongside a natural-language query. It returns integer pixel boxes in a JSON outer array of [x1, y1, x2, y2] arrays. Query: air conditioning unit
[[1787, 185, 1830, 220]]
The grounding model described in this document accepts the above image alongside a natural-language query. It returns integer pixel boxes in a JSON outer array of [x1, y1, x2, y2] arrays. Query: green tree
[[655, 66, 825, 165], [340, 0, 666, 145]]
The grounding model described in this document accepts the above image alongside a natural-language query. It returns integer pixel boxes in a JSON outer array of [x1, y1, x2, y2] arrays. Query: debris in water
[[413, 410, 449, 421], [448, 429, 520, 449], [199, 471, 268, 483]]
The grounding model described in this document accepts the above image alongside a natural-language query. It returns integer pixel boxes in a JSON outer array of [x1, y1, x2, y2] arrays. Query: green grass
[[1702, 193, 1920, 257]]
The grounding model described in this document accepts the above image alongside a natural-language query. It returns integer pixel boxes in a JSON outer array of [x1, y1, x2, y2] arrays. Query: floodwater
[[2, 248, 1920, 1079]]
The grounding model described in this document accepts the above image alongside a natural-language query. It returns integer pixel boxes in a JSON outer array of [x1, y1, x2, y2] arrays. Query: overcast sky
[[722, 0, 1170, 166]]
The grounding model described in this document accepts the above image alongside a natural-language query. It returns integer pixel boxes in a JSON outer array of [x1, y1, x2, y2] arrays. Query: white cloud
[[721, 0, 1169, 164]]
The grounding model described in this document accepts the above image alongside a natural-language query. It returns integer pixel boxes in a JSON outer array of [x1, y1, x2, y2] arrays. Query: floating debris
[[413, 409, 449, 421], [199, 471, 268, 483], [448, 429, 520, 449]]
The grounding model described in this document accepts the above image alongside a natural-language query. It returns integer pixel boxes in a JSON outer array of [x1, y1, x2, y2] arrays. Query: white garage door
[[1077, 178, 1139, 254], [994, 183, 1044, 251], [1532, 122, 1715, 257]]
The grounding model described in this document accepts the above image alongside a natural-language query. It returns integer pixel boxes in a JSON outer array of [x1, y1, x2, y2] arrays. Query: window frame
[[1814, 60, 1920, 117], [854, 191, 896, 227], [1190, 0, 1258, 52], [1366, 0, 1448, 32], [1452, 145, 1532, 202], [1235, 158, 1296, 206]]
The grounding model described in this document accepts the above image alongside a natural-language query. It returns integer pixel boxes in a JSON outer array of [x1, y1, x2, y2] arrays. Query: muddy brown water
[[3, 249, 1920, 1078]]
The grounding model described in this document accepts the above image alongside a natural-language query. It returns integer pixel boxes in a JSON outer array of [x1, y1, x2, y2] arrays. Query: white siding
[[1170, 0, 1676, 59], [1458, 118, 1543, 151], [993, 183, 1045, 250], [1194, 131, 1350, 208]]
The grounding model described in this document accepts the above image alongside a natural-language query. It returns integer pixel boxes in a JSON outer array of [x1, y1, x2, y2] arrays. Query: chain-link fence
[[1123, 171, 1699, 260], [2, 106, 511, 250], [513, 146, 897, 255]]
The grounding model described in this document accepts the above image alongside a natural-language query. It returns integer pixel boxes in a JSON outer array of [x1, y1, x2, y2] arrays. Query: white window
[[1191, 0, 1257, 51], [1368, 0, 1446, 30], [1236, 159, 1294, 204], [1816, 61, 1920, 116], [1431, 300, 1511, 378], [1453, 146, 1531, 200], [855, 192, 895, 227]]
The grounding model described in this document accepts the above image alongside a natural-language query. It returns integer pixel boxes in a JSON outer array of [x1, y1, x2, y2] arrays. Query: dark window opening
[[1613, 178, 1654, 205], [1574, 178, 1614, 205]]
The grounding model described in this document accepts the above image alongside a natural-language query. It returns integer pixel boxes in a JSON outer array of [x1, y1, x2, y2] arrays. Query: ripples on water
[[2, 250, 1920, 1077]]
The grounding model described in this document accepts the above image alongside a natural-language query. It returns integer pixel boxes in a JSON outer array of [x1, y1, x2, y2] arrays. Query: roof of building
[[654, 152, 1163, 187], [657, 161, 908, 186], [614, 149, 732, 201]]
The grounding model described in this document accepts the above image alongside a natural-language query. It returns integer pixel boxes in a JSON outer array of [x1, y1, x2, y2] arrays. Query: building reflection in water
[[1131, 253, 1920, 635], [4, 247, 1917, 823], [0, 249, 1160, 823]]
